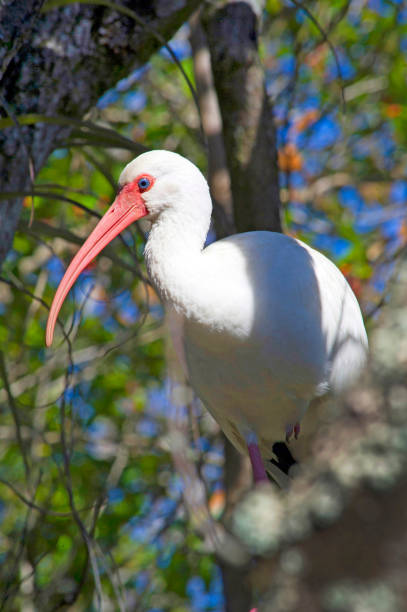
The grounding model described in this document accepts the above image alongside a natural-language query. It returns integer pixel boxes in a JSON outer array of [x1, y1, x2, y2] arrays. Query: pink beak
[[46, 191, 148, 347]]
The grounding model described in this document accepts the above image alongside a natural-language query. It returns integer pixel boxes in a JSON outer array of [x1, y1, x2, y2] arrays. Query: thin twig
[[58, 371, 105, 608], [102, 303, 150, 358], [1, 552, 48, 607], [95, 543, 126, 612], [0, 274, 75, 370], [0, 477, 80, 518], [42, 0, 205, 141], [63, 281, 94, 355], [0, 351, 31, 482], [50, 551, 89, 610], [0, 471, 42, 611], [327, 0, 352, 32], [20, 217, 146, 280], [287, 0, 346, 112]]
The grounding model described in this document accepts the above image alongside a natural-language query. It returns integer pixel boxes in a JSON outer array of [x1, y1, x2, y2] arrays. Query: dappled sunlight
[[0, 0, 405, 609]]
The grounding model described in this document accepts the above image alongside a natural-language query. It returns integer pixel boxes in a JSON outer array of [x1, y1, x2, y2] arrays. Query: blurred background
[[0, 0, 406, 609]]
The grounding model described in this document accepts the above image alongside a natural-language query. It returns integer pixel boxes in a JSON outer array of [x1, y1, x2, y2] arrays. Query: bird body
[[149, 229, 367, 463], [46, 150, 368, 483]]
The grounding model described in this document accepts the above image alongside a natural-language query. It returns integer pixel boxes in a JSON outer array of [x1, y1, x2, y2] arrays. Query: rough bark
[[221, 437, 254, 611], [204, 0, 282, 235], [0, 0, 201, 270], [190, 14, 235, 238], [0, 0, 45, 81]]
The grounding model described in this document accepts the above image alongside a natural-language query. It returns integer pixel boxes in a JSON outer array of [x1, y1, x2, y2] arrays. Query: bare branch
[[190, 12, 235, 238], [0, 477, 82, 518], [0, 351, 31, 482], [288, 0, 346, 110]]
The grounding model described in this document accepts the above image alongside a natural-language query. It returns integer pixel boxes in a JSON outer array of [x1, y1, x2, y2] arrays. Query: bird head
[[45, 150, 210, 347], [118, 150, 210, 222]]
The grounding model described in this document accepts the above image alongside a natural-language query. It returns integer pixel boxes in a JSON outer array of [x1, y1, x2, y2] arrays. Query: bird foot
[[285, 422, 300, 442]]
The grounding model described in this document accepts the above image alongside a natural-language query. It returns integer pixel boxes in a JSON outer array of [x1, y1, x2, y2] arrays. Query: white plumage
[[46, 150, 368, 484]]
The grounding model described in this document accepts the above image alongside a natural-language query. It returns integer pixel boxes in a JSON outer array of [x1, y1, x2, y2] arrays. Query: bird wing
[[300, 240, 368, 393]]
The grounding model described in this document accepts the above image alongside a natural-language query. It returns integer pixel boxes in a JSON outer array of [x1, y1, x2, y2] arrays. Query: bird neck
[[144, 207, 210, 316]]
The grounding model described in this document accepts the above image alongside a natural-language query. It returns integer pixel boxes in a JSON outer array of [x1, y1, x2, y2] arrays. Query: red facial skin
[[45, 174, 153, 347]]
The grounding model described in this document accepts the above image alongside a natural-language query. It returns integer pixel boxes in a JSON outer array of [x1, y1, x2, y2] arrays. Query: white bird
[[46, 150, 368, 486]]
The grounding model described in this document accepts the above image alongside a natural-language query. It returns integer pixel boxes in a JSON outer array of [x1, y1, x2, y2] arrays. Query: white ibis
[[46, 150, 368, 486]]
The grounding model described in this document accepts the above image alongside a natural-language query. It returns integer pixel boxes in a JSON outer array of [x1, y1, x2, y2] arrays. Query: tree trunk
[[190, 13, 235, 239], [204, 0, 282, 235], [202, 2, 282, 609], [191, 15, 255, 609], [0, 0, 202, 270]]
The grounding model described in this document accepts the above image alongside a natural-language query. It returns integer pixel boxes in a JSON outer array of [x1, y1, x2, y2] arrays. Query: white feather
[[120, 151, 368, 463]]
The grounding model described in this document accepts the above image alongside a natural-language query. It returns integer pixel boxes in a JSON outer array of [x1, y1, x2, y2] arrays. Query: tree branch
[[0, 0, 202, 270], [204, 1, 282, 234], [201, 3, 283, 609], [190, 12, 235, 238]]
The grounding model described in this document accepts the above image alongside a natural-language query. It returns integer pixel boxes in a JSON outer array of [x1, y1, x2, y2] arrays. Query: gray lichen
[[322, 580, 402, 612], [232, 485, 284, 553], [231, 253, 407, 608]]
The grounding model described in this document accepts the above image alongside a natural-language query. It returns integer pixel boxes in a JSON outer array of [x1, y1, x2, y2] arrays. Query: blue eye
[[138, 177, 151, 191]]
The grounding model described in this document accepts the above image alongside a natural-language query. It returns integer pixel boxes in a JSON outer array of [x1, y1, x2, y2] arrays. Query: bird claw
[[285, 422, 300, 442]]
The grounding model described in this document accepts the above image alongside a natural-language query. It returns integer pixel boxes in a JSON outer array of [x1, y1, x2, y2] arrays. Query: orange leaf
[[385, 104, 402, 119], [295, 109, 320, 133], [209, 489, 225, 518], [278, 143, 303, 171]]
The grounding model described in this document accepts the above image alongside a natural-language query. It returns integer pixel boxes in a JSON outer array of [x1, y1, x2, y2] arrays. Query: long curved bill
[[46, 196, 148, 347]]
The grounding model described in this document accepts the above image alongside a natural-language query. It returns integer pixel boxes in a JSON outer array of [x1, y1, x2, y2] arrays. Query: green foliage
[[0, 1, 406, 608]]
